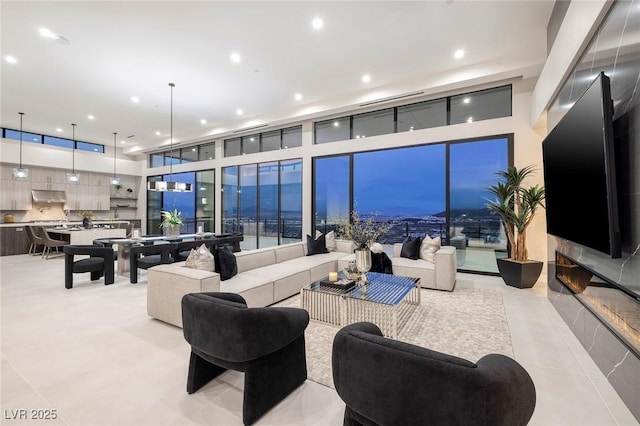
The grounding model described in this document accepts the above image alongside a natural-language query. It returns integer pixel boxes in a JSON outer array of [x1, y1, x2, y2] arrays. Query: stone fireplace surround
[[548, 252, 640, 421]]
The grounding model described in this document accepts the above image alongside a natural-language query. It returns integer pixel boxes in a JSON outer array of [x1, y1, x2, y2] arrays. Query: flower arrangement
[[77, 210, 95, 219], [342, 210, 392, 250], [160, 209, 184, 229]]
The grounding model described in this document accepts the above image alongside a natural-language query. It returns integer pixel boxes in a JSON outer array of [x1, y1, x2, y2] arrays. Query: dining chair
[[39, 226, 70, 259], [25, 225, 45, 256]]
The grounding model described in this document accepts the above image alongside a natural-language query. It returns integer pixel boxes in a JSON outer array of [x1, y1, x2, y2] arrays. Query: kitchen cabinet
[[30, 168, 66, 190], [31, 168, 66, 184], [0, 226, 31, 255], [31, 181, 65, 191], [66, 184, 110, 211], [89, 172, 111, 187], [0, 179, 32, 210]]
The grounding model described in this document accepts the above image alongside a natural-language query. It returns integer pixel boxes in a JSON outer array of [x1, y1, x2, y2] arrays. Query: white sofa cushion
[[220, 272, 274, 307], [274, 242, 306, 263], [235, 247, 276, 273]]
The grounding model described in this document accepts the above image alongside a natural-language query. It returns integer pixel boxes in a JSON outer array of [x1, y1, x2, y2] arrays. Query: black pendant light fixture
[[148, 82, 192, 192], [12, 112, 29, 180], [67, 123, 80, 182], [109, 132, 120, 185]]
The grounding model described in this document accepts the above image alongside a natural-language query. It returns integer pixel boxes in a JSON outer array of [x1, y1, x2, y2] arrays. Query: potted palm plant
[[160, 208, 183, 237], [486, 165, 546, 288]]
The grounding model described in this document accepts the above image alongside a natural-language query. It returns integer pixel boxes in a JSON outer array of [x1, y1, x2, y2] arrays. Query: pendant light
[[67, 123, 80, 182], [12, 112, 29, 180], [109, 132, 120, 185], [148, 82, 192, 192]]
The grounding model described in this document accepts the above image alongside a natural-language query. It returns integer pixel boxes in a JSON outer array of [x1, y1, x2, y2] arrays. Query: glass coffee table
[[301, 272, 421, 338]]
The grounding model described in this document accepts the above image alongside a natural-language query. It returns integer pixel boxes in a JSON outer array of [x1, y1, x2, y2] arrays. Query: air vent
[[233, 124, 268, 134], [359, 92, 425, 107]]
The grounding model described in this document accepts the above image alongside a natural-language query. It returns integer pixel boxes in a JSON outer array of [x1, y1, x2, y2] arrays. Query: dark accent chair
[[181, 292, 309, 425], [129, 242, 176, 284], [332, 322, 536, 426], [63, 245, 115, 289], [25, 225, 45, 255]]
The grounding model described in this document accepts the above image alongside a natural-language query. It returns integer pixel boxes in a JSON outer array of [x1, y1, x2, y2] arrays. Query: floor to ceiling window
[[222, 166, 239, 234], [449, 137, 509, 273], [353, 144, 446, 243], [222, 159, 302, 249], [196, 170, 215, 233], [280, 159, 302, 245], [312, 135, 511, 274], [314, 155, 350, 234], [146, 171, 212, 235]]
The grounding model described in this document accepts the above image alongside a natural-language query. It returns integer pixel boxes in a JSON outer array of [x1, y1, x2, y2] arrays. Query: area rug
[[275, 288, 513, 389]]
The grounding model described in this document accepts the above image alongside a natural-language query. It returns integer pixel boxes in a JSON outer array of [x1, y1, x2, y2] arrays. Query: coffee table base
[[301, 280, 420, 338]]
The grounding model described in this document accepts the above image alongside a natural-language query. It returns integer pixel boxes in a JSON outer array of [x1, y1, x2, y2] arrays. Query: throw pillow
[[335, 239, 355, 253], [184, 248, 198, 269], [371, 252, 393, 274], [325, 230, 337, 252], [306, 233, 329, 256], [400, 235, 422, 260], [420, 235, 441, 263], [214, 246, 238, 281], [185, 244, 215, 272]]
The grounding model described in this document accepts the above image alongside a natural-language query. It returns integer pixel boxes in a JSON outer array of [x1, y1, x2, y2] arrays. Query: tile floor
[[1, 254, 638, 426]]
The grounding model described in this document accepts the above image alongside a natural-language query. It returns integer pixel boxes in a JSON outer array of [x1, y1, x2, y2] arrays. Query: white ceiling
[[1, 1, 554, 155]]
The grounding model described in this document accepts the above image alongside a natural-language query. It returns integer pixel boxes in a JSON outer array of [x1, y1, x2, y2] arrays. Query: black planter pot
[[496, 258, 543, 289]]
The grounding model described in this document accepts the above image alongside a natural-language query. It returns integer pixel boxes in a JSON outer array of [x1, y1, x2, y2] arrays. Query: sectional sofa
[[147, 240, 457, 327]]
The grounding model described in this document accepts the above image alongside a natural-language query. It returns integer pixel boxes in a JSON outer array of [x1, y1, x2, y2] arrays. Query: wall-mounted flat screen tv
[[542, 71, 621, 258]]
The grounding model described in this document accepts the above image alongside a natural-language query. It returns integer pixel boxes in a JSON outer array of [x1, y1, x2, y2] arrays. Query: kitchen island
[[46, 227, 126, 245], [0, 221, 131, 256]]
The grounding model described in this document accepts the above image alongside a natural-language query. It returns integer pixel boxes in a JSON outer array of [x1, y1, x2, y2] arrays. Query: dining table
[[93, 233, 243, 276]]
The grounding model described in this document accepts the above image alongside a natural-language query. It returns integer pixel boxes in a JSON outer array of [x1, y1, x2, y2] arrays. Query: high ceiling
[[1, 1, 554, 155]]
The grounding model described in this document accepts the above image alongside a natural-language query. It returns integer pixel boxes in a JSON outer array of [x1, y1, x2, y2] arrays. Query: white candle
[[328, 272, 338, 282]]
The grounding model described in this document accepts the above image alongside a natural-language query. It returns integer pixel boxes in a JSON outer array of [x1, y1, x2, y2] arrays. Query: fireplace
[[553, 252, 640, 356]]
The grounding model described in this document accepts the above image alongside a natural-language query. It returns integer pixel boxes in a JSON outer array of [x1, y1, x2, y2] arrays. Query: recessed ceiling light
[[155, 131, 161, 135], [87, 115, 94, 120], [463, 97, 470, 104], [120, 140, 126, 144], [454, 49, 465, 59], [5, 56, 17, 64], [250, 137, 255, 142], [467, 117, 473, 123], [39, 28, 57, 39], [200, 119, 207, 124], [312, 18, 324, 30], [230, 52, 241, 63], [56, 128, 62, 132], [191, 148, 196, 152], [333, 121, 340, 127], [236, 109, 244, 115], [295, 93, 303, 101], [362, 74, 371, 83], [131, 96, 139, 103]]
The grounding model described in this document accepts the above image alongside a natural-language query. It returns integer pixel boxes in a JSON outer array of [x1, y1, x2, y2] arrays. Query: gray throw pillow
[[185, 244, 215, 272]]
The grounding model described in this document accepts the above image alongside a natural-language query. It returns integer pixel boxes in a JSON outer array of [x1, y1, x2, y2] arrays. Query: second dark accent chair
[[129, 242, 176, 283], [181, 292, 310, 425], [332, 322, 536, 426], [64, 245, 115, 289]]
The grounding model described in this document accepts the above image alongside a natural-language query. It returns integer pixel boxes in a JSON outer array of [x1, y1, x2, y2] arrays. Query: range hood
[[32, 190, 67, 203]]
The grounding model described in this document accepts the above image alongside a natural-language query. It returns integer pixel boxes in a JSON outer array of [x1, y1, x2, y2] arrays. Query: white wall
[[0, 138, 143, 176]]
